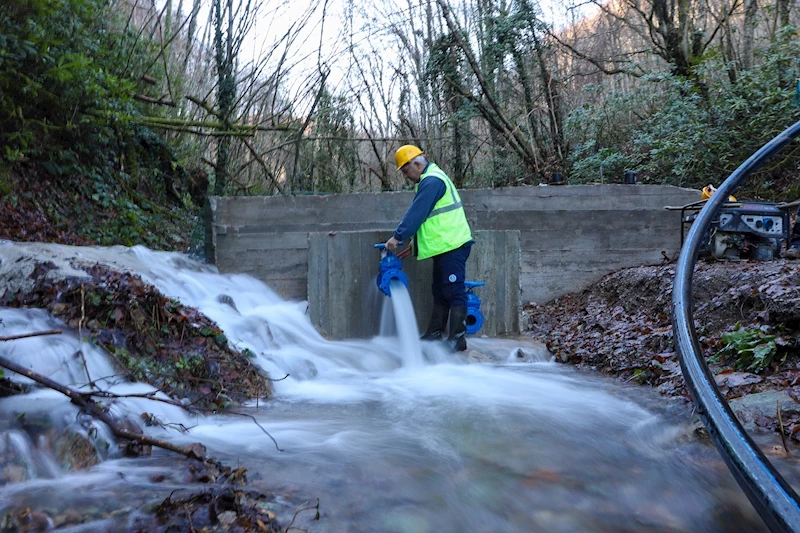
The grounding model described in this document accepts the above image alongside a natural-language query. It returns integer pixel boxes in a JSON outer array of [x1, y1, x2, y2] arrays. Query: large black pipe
[[671, 119, 800, 532]]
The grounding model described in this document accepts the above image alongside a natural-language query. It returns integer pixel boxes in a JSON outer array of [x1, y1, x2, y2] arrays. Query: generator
[[681, 201, 789, 260]]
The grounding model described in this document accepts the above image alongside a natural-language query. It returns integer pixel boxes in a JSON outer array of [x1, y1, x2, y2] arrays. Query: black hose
[[671, 119, 800, 532]]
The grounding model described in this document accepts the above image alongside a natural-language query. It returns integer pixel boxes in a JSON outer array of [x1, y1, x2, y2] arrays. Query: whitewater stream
[[0, 242, 794, 532]]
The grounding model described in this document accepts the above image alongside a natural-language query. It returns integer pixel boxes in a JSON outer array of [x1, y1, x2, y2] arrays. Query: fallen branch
[[284, 499, 320, 533], [133, 93, 176, 106], [144, 123, 255, 137], [0, 329, 63, 342], [0, 351, 207, 461], [228, 411, 284, 452], [186, 94, 291, 135], [138, 116, 257, 132], [86, 388, 204, 410], [3, 331, 284, 453], [660, 250, 678, 265]]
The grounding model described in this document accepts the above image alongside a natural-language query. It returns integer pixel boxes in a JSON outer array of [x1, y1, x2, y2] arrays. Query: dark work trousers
[[431, 242, 472, 309]]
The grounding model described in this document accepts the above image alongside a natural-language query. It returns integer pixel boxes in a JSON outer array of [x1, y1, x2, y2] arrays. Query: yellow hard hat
[[701, 185, 736, 202], [395, 145, 424, 170]]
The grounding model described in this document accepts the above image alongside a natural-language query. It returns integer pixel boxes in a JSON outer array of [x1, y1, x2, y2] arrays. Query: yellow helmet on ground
[[395, 145, 424, 170], [701, 185, 737, 202]]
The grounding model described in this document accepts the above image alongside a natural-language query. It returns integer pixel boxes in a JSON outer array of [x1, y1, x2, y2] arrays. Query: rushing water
[[381, 280, 424, 367], [0, 241, 794, 532]]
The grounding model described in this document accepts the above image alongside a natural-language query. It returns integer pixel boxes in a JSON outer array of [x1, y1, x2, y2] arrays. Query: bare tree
[[740, 0, 758, 71]]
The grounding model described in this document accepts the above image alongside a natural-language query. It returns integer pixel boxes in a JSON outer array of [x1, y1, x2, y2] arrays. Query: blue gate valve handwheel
[[374, 243, 407, 297], [464, 281, 485, 335]]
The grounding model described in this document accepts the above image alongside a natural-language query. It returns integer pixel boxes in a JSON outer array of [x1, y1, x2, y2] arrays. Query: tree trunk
[[212, 0, 236, 196], [511, 48, 542, 173], [776, 0, 793, 29], [436, 0, 539, 177], [533, 33, 565, 165], [741, 0, 758, 71]]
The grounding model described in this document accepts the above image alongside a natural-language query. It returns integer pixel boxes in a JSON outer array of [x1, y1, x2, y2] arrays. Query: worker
[[787, 205, 800, 259], [384, 145, 474, 352]]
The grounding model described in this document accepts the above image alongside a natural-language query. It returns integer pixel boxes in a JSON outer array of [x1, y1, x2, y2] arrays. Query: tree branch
[[0, 329, 63, 342], [133, 93, 177, 106], [435, 0, 540, 169], [0, 346, 207, 461], [548, 29, 645, 76]]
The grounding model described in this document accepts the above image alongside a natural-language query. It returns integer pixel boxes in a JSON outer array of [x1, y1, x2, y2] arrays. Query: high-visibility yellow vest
[[415, 163, 473, 260]]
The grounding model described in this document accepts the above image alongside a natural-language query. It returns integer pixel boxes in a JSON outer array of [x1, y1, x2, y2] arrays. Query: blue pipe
[[374, 243, 408, 297], [465, 281, 485, 334], [671, 119, 800, 532]]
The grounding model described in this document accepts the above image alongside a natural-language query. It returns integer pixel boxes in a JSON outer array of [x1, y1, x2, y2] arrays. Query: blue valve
[[465, 281, 485, 335], [374, 243, 408, 297]]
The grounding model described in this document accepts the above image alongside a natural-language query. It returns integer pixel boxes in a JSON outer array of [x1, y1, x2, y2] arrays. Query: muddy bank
[[525, 259, 800, 438]]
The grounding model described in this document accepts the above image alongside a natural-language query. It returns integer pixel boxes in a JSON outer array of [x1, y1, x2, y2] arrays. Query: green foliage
[[565, 33, 800, 189], [0, 168, 10, 198], [0, 0, 199, 249], [470, 145, 530, 187], [0, 0, 133, 162], [631, 85, 729, 187], [425, 31, 480, 186], [568, 141, 638, 184], [710, 326, 784, 373], [288, 89, 360, 194], [312, 92, 359, 193], [565, 81, 663, 183]]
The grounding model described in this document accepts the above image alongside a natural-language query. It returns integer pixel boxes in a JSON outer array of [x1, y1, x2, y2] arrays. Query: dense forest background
[[1, 0, 799, 251]]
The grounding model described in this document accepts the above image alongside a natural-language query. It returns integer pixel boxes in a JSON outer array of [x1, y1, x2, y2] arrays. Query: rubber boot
[[421, 304, 448, 341], [446, 306, 468, 352]]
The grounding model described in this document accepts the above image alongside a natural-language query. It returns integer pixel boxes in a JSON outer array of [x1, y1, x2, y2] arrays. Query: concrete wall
[[205, 192, 413, 300], [466, 186, 699, 303], [307, 230, 520, 339], [206, 184, 698, 305]]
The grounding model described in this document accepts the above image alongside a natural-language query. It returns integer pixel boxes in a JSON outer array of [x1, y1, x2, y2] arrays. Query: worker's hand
[[385, 236, 400, 252]]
